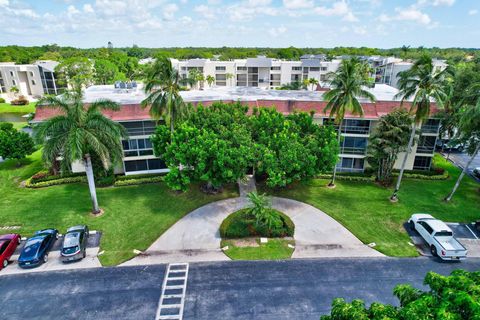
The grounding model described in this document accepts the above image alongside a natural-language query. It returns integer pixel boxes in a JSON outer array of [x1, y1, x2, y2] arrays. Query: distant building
[[0, 60, 65, 100], [33, 84, 440, 175]]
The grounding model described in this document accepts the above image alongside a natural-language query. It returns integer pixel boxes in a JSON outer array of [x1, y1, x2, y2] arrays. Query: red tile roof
[[33, 99, 440, 122]]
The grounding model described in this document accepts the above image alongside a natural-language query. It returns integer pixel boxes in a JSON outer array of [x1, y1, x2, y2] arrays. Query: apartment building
[[32, 84, 440, 176], [371, 56, 448, 88], [170, 56, 341, 89], [0, 60, 64, 100]]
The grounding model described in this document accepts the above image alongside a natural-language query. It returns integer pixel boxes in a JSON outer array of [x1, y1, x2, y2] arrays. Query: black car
[[60, 225, 89, 262], [18, 229, 58, 268]]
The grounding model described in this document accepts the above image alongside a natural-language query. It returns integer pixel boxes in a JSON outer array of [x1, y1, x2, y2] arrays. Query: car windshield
[[62, 246, 79, 254], [436, 231, 453, 237], [21, 237, 43, 258], [63, 232, 80, 248]]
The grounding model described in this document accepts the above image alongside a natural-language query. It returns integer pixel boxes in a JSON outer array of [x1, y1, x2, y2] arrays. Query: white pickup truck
[[408, 214, 468, 261]]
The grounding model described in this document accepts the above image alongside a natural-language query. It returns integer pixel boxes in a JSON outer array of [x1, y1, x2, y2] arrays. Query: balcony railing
[[421, 125, 440, 134], [329, 124, 370, 135], [416, 146, 435, 154], [340, 147, 367, 155]]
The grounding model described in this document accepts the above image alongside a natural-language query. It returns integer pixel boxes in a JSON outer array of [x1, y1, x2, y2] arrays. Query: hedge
[[114, 176, 164, 187], [25, 176, 86, 188], [116, 173, 166, 181], [317, 174, 375, 182], [220, 208, 295, 239], [393, 171, 449, 180], [30, 170, 85, 184]]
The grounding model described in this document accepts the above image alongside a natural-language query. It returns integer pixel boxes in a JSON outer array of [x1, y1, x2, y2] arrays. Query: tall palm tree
[[141, 56, 187, 133], [444, 86, 480, 202], [308, 78, 319, 91], [34, 91, 127, 214], [323, 58, 376, 187], [226, 73, 235, 86], [390, 55, 450, 201]]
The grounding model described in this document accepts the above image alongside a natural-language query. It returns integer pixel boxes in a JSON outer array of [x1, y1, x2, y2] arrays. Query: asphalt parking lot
[[0, 231, 102, 276], [443, 151, 480, 182]]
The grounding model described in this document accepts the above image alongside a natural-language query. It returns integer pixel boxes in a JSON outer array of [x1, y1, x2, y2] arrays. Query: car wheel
[[55, 233, 59, 239], [430, 245, 438, 257], [2, 259, 7, 268], [409, 221, 415, 231], [43, 254, 48, 263]]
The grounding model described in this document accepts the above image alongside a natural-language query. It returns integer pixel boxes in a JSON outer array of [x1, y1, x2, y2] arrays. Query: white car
[[473, 167, 480, 179], [408, 214, 467, 261]]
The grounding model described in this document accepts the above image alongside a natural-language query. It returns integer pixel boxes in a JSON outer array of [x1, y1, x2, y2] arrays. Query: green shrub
[[10, 95, 29, 106], [114, 176, 164, 187], [0, 98, 5, 103], [317, 174, 375, 182], [25, 176, 86, 188], [220, 208, 294, 239], [96, 175, 115, 187], [30, 170, 84, 184]]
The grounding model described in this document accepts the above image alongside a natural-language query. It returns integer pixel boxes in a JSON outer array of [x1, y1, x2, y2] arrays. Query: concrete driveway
[[0, 231, 102, 276], [122, 196, 382, 266]]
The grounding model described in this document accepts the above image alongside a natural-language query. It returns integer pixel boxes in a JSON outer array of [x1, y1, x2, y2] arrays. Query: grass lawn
[[262, 154, 480, 257], [0, 150, 238, 266], [11, 122, 28, 130], [0, 102, 36, 114], [221, 238, 295, 260]]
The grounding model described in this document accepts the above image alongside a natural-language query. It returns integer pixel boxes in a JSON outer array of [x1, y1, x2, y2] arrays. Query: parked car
[[408, 214, 467, 261], [60, 225, 89, 263], [0, 234, 21, 270], [18, 229, 58, 268], [473, 167, 480, 178], [437, 139, 465, 152]]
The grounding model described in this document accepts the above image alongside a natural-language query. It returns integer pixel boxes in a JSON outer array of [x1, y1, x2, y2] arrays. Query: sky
[[0, 0, 479, 48]]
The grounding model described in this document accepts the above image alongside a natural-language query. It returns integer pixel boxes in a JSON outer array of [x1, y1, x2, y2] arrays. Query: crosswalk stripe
[[155, 263, 189, 320]]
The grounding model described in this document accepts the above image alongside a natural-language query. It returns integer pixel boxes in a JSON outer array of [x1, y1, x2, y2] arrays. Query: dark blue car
[[18, 229, 58, 268]]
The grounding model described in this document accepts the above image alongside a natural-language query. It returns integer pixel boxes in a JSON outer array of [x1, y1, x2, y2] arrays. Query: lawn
[[262, 154, 480, 257], [221, 238, 295, 260], [0, 150, 238, 266], [0, 102, 37, 114]]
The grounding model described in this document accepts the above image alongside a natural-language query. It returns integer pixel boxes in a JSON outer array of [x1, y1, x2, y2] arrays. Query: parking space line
[[466, 225, 479, 239], [156, 263, 189, 320]]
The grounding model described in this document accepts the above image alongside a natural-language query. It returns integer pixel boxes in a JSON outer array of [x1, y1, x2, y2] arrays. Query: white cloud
[[194, 4, 216, 19], [353, 26, 367, 35], [379, 6, 431, 26], [227, 3, 278, 22], [67, 5, 80, 17], [314, 1, 349, 16], [83, 4, 94, 13], [468, 9, 478, 15], [0, 0, 9, 7], [283, 0, 314, 9], [248, 0, 272, 6], [268, 25, 287, 37], [342, 11, 358, 22], [163, 3, 178, 20], [417, 0, 455, 7]]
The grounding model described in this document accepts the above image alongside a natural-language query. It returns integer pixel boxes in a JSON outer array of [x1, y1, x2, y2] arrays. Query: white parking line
[[466, 224, 479, 239]]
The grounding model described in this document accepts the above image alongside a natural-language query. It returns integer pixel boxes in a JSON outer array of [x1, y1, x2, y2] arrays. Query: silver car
[[60, 225, 89, 262]]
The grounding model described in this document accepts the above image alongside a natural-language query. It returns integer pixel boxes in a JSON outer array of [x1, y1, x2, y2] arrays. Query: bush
[[10, 95, 29, 106], [30, 170, 84, 184], [317, 174, 375, 182], [220, 208, 294, 239], [96, 175, 115, 187], [114, 176, 164, 187], [25, 176, 86, 188], [0, 98, 5, 103]]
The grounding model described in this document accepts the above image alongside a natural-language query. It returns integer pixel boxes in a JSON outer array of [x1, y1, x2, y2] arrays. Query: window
[[309, 67, 320, 72], [292, 66, 302, 71], [10, 71, 14, 77], [122, 138, 154, 157], [215, 66, 226, 71], [341, 137, 367, 155], [121, 121, 156, 136], [417, 136, 436, 154], [291, 74, 301, 82], [421, 119, 440, 133], [12, 79, 16, 85], [342, 119, 370, 134], [413, 156, 432, 170], [435, 231, 453, 237], [124, 159, 167, 173], [216, 74, 226, 81], [320, 67, 327, 71], [31, 80, 36, 85], [181, 67, 187, 71], [248, 67, 258, 73], [420, 222, 434, 234], [30, 71, 34, 77], [320, 74, 326, 81], [237, 66, 247, 71], [270, 66, 281, 71], [337, 157, 364, 172], [0, 241, 10, 254], [270, 74, 280, 81]]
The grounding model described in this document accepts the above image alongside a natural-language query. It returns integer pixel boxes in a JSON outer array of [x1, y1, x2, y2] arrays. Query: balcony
[[340, 147, 366, 155], [341, 125, 370, 135], [416, 146, 435, 154], [421, 125, 440, 134]]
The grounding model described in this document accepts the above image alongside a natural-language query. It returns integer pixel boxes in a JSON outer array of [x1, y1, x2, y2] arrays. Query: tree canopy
[[321, 269, 480, 320], [151, 102, 338, 192], [0, 123, 35, 163]]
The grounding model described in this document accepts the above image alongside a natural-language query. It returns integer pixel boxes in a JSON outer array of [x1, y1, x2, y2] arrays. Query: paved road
[[2, 258, 480, 320], [445, 151, 480, 181]]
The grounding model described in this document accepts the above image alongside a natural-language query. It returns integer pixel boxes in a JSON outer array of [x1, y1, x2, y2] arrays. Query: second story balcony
[[421, 119, 440, 134]]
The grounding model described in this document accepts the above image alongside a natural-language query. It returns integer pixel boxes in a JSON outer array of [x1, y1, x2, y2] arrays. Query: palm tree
[[323, 58, 376, 187], [308, 78, 319, 91], [206, 75, 215, 87], [226, 73, 235, 86], [390, 55, 450, 201], [187, 69, 203, 90], [141, 56, 187, 133], [444, 87, 480, 202], [34, 91, 127, 214]]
